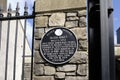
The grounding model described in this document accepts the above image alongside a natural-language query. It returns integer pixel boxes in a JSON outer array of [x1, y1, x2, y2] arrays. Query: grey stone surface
[[34, 2, 88, 80], [67, 13, 77, 17], [78, 10, 87, 16], [67, 17, 79, 21], [70, 51, 88, 63], [78, 39, 88, 51], [34, 64, 44, 76], [35, 28, 45, 39], [34, 51, 45, 63], [45, 28, 53, 33], [55, 72, 65, 79], [34, 40, 40, 50], [57, 65, 76, 72], [36, 0, 86, 12], [44, 66, 56, 75], [25, 63, 31, 67], [79, 17, 86, 27], [70, 27, 87, 39], [49, 13, 65, 27], [66, 72, 76, 76], [24, 78, 30, 80], [35, 16, 48, 28], [65, 76, 87, 80], [24, 67, 31, 78], [77, 64, 87, 76], [34, 76, 54, 80], [65, 21, 78, 28]]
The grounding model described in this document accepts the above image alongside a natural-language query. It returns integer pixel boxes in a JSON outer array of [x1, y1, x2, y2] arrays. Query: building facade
[[117, 27, 120, 44], [0, 0, 7, 11]]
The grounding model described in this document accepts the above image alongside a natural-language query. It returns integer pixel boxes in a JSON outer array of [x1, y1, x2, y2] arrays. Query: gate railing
[[0, 2, 35, 80]]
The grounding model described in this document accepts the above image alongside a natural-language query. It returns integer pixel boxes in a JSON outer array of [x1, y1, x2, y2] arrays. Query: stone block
[[67, 17, 79, 21], [36, 0, 86, 12], [77, 64, 87, 76], [66, 72, 76, 76], [55, 72, 65, 79], [65, 21, 78, 28], [78, 10, 87, 16], [65, 76, 87, 80], [57, 65, 76, 72], [35, 28, 45, 39], [34, 51, 45, 63], [34, 76, 54, 80], [34, 64, 44, 76], [67, 12, 77, 17], [24, 67, 31, 78], [79, 17, 86, 27], [49, 13, 65, 27], [24, 63, 31, 67], [78, 39, 88, 51], [44, 66, 56, 75], [35, 16, 48, 28], [24, 78, 30, 80], [45, 28, 53, 33], [70, 27, 87, 39], [69, 51, 88, 64], [34, 40, 40, 50]]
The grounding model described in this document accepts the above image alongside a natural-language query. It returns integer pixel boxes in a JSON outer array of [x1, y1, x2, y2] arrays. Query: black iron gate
[[0, 2, 35, 80], [88, 0, 115, 80]]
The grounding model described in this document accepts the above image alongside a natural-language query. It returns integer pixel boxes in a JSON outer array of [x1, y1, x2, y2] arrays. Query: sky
[[7, 0, 34, 14], [7, 0, 35, 48], [113, 0, 120, 44], [7, 0, 120, 45]]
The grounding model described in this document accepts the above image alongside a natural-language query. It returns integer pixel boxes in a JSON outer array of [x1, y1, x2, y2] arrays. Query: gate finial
[[0, 6, 3, 17], [7, 3, 12, 17], [24, 2, 28, 16], [16, 2, 20, 16]]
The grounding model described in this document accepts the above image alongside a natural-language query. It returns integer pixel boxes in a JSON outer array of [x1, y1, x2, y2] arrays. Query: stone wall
[[34, 0, 87, 80]]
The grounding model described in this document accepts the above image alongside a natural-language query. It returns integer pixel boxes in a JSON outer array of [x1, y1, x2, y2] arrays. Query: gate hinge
[[108, 8, 114, 17]]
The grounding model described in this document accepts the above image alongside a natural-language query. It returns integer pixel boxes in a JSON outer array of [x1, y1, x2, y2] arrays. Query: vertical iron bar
[[88, 1, 101, 80], [30, 19, 34, 80], [88, 0, 115, 80], [13, 20, 18, 80], [30, 3, 35, 80], [22, 2, 28, 80], [22, 2, 28, 78], [22, 19, 27, 80], [13, 3, 19, 80], [0, 7, 3, 49], [5, 4, 12, 80], [100, 1, 110, 80], [5, 18, 11, 80], [0, 22, 1, 48], [108, 0, 116, 80]]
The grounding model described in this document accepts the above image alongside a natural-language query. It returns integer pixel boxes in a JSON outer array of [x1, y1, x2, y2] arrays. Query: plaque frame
[[40, 27, 78, 65]]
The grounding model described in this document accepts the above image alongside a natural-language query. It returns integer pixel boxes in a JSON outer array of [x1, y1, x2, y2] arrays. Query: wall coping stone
[[35, 0, 86, 13]]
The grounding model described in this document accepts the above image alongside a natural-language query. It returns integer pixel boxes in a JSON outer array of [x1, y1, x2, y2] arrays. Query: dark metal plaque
[[40, 27, 77, 64]]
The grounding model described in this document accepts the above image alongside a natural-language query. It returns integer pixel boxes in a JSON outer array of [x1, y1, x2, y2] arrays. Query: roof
[[117, 27, 120, 32]]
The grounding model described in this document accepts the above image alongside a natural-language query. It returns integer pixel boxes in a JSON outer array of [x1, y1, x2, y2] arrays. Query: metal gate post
[[88, 0, 115, 80]]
